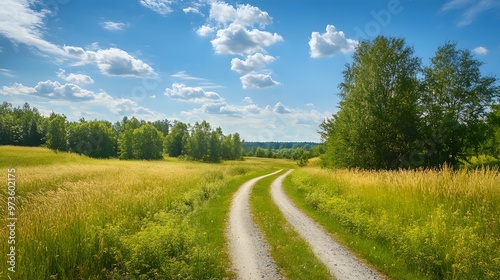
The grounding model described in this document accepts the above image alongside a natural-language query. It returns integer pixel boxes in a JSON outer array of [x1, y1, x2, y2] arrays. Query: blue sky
[[1, 0, 499, 142]]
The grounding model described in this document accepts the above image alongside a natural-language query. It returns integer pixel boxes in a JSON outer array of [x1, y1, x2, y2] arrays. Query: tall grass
[[0, 146, 287, 279], [286, 166, 500, 279]]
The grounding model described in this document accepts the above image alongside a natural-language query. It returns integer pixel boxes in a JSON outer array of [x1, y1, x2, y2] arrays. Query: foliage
[[420, 42, 499, 167], [0, 102, 246, 162], [322, 36, 421, 169], [321, 36, 499, 169], [46, 112, 68, 151], [67, 119, 117, 158]]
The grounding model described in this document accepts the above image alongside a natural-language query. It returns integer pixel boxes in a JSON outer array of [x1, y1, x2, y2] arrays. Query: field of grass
[[0, 146, 290, 279], [285, 164, 500, 280]]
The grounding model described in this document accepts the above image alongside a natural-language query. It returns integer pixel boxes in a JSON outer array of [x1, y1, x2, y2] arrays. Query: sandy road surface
[[227, 170, 283, 280], [270, 170, 385, 280]]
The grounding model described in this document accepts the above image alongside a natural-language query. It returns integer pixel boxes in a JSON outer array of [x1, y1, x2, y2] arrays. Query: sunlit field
[[286, 164, 500, 280], [0, 146, 290, 279]]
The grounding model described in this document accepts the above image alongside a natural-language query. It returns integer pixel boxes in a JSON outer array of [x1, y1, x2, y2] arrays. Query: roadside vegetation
[[285, 166, 500, 280], [0, 146, 280, 279]]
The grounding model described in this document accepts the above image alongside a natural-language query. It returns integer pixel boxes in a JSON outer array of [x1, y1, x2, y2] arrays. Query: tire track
[[227, 170, 283, 280], [270, 170, 385, 280]]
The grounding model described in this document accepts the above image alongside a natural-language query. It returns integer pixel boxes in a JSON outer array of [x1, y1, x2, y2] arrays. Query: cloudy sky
[[1, 0, 499, 142]]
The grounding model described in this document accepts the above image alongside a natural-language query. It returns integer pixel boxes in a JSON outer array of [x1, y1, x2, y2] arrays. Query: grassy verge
[[0, 146, 292, 279], [250, 171, 332, 279], [284, 166, 500, 280]]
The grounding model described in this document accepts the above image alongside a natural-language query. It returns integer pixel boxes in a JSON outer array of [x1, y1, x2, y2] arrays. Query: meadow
[[0, 146, 288, 279], [285, 160, 500, 280]]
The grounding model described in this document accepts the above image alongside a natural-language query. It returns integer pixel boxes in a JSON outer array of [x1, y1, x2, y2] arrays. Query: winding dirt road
[[270, 170, 384, 280], [227, 170, 283, 280]]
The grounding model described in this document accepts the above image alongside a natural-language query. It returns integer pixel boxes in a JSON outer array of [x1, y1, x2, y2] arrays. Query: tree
[[164, 121, 189, 157], [67, 120, 117, 158], [132, 124, 164, 160], [46, 113, 68, 151], [231, 133, 243, 160], [421, 43, 499, 166], [118, 117, 141, 159], [322, 36, 422, 169]]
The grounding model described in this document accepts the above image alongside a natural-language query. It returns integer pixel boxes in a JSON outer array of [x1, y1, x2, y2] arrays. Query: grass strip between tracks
[[250, 171, 332, 280]]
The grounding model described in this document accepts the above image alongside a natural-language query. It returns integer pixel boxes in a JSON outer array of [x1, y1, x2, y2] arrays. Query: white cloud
[[243, 96, 253, 103], [240, 73, 280, 89], [0, 0, 65, 56], [107, 98, 164, 120], [211, 24, 283, 55], [196, 25, 215, 37], [171, 71, 207, 81], [209, 1, 272, 27], [1, 79, 164, 121], [183, 7, 202, 15], [165, 83, 223, 103], [309, 25, 358, 58], [181, 101, 329, 142], [442, 0, 500, 26], [0, 68, 15, 78], [273, 102, 291, 114], [140, 0, 174, 15], [0, 1, 155, 78], [473, 46, 489, 54], [231, 53, 276, 75], [101, 21, 129, 31], [57, 69, 94, 86], [63, 46, 155, 77], [1, 80, 108, 101]]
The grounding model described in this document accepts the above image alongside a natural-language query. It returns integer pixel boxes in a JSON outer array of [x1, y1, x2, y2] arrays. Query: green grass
[[0, 146, 294, 279], [250, 171, 332, 279], [284, 166, 500, 280]]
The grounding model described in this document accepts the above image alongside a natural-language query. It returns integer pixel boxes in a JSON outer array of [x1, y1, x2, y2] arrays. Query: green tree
[[231, 133, 243, 160], [164, 121, 189, 157], [118, 117, 141, 159], [420, 42, 499, 166], [132, 124, 164, 160], [68, 120, 117, 158], [46, 113, 68, 151], [322, 36, 422, 169]]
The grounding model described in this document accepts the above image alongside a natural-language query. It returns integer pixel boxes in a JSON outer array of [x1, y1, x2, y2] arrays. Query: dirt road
[[270, 170, 384, 280], [227, 170, 283, 280]]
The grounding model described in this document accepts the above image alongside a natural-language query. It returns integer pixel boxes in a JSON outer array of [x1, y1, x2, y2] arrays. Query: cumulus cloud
[[240, 73, 280, 89], [273, 102, 292, 114], [0, 80, 108, 101], [473, 46, 489, 54], [140, 0, 174, 15], [442, 0, 499, 26], [0, 1, 155, 78], [57, 69, 94, 86], [309, 25, 358, 58], [101, 21, 129, 31], [209, 1, 272, 27], [63, 46, 155, 77], [231, 53, 276, 74], [211, 23, 283, 55], [165, 83, 223, 103], [243, 96, 253, 103], [196, 25, 215, 37]]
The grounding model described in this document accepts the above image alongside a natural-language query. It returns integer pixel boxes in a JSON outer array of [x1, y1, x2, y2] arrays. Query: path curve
[[270, 170, 385, 280], [227, 170, 283, 280]]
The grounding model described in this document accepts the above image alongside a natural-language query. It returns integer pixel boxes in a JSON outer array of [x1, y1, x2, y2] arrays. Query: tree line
[[0, 102, 243, 162], [321, 36, 500, 169]]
